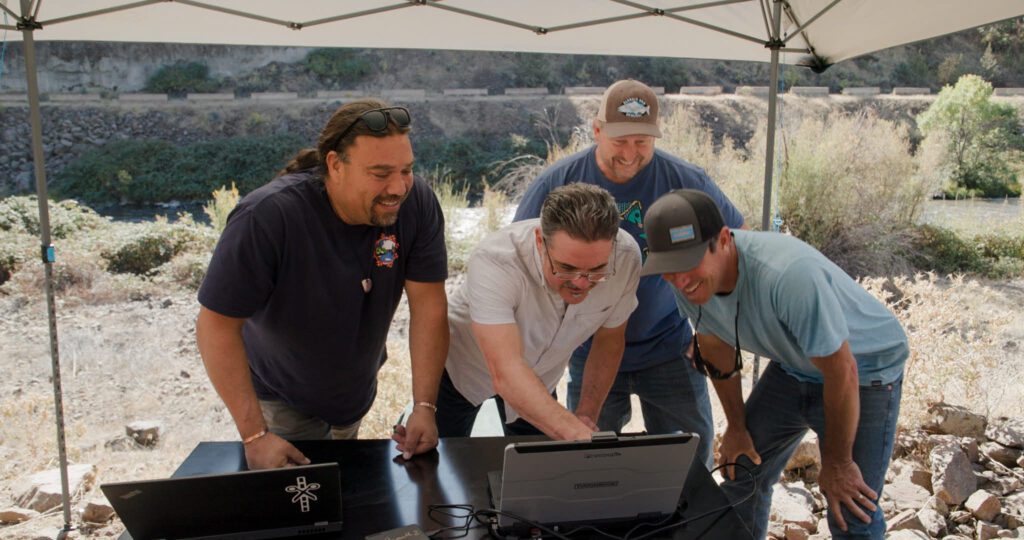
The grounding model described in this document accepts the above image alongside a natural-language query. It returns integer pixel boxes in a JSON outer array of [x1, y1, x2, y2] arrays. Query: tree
[[917, 74, 1023, 197]]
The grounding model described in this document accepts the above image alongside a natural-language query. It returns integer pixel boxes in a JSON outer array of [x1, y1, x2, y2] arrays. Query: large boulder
[[981, 442, 1022, 468], [916, 507, 947, 538], [0, 507, 39, 523], [885, 480, 932, 512], [786, 433, 821, 471], [986, 418, 1024, 449], [14, 464, 96, 512], [930, 444, 977, 505], [770, 482, 817, 533], [965, 490, 1001, 522], [924, 402, 987, 439]]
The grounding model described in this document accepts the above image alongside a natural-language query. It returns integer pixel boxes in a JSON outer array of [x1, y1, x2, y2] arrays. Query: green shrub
[[414, 134, 547, 197], [55, 134, 306, 204], [0, 196, 108, 238], [305, 49, 372, 84], [102, 217, 216, 275], [909, 224, 987, 275], [909, 224, 1024, 278], [917, 74, 1023, 198], [144, 62, 220, 94]]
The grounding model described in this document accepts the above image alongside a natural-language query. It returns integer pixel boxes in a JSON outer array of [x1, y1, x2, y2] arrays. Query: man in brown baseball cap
[[513, 79, 746, 470]]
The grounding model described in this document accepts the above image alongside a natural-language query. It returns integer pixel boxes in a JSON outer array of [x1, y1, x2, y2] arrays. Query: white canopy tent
[[4, 1, 1024, 534]]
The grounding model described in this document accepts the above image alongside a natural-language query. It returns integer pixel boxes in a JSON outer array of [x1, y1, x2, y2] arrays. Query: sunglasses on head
[[334, 107, 411, 149], [691, 304, 743, 380]]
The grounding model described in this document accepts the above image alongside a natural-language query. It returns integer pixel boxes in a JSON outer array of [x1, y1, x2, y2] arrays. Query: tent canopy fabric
[[4, 0, 1023, 68]]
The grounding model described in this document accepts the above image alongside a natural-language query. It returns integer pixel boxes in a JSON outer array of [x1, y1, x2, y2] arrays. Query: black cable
[[425, 463, 758, 540]]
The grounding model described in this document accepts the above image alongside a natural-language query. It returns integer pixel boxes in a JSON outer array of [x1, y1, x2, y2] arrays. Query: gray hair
[[540, 183, 620, 243]]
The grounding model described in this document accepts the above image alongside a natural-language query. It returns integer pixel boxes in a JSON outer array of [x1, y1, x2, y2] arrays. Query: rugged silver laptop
[[101, 463, 343, 539], [489, 432, 699, 532]]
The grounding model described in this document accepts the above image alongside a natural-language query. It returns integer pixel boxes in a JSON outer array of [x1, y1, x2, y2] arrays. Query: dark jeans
[[720, 362, 902, 540], [435, 369, 546, 437]]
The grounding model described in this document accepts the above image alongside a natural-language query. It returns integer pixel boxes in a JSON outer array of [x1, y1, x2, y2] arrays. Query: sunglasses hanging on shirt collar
[[691, 303, 743, 380]]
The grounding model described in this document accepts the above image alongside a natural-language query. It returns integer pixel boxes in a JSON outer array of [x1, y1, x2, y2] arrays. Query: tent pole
[[752, 0, 784, 388], [19, 0, 74, 534]]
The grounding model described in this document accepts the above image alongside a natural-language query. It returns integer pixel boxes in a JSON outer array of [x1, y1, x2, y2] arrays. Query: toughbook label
[[574, 480, 619, 490]]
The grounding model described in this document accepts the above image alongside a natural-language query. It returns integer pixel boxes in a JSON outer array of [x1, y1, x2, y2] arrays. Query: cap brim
[[640, 240, 710, 276], [601, 122, 662, 138]]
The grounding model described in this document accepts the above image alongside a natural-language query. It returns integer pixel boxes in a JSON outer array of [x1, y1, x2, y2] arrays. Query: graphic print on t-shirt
[[374, 233, 399, 267], [618, 200, 648, 262]]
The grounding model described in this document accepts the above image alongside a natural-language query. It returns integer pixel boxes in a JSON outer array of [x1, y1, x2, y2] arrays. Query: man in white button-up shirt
[[436, 184, 642, 440]]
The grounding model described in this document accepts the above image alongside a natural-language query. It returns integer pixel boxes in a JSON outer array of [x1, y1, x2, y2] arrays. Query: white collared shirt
[[445, 219, 641, 422]]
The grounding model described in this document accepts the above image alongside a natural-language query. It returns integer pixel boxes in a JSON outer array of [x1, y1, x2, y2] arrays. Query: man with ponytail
[[196, 99, 449, 469]]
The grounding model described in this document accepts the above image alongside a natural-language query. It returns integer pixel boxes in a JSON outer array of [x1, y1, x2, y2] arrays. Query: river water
[[919, 197, 1022, 234], [96, 198, 1022, 234]]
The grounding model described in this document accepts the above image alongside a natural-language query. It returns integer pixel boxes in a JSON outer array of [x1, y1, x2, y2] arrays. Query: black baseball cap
[[640, 189, 725, 276]]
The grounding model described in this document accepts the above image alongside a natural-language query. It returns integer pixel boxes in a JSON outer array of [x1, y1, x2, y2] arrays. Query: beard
[[369, 191, 409, 227]]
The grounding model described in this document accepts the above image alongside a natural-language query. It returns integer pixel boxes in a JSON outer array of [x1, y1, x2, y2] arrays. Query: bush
[[910, 224, 1024, 278], [55, 134, 306, 204], [414, 134, 546, 197], [102, 216, 215, 275], [144, 62, 220, 94], [773, 112, 929, 276], [0, 196, 109, 238], [917, 74, 1023, 198], [203, 183, 240, 234], [305, 49, 372, 85]]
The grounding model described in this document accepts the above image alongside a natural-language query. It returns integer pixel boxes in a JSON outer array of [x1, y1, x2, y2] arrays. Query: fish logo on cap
[[617, 97, 650, 118]]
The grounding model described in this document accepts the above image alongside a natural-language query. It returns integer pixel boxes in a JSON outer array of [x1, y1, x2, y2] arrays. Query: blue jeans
[[435, 370, 546, 437], [721, 362, 902, 540], [567, 354, 714, 469]]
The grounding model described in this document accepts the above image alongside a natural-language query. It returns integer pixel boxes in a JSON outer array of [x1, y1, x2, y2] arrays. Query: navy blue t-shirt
[[198, 170, 447, 426], [514, 147, 743, 371]]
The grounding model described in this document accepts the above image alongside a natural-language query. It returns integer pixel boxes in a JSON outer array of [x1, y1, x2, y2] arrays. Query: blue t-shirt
[[673, 230, 908, 385], [198, 170, 448, 426], [514, 146, 744, 371]]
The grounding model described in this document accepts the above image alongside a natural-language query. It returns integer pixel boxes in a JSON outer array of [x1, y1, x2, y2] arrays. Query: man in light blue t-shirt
[[642, 189, 908, 540], [514, 79, 744, 468]]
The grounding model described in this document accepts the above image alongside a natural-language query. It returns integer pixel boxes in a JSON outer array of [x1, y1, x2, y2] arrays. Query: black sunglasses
[[334, 107, 411, 149], [691, 303, 743, 380]]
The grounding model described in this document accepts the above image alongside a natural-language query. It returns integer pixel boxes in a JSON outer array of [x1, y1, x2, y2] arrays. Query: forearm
[[494, 362, 591, 440], [574, 328, 625, 420], [814, 343, 860, 464], [408, 303, 447, 406], [711, 376, 747, 430], [195, 307, 264, 438], [821, 366, 859, 464]]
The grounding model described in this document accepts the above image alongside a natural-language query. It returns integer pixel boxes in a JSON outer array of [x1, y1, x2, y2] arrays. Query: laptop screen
[[494, 433, 700, 531], [101, 463, 343, 539]]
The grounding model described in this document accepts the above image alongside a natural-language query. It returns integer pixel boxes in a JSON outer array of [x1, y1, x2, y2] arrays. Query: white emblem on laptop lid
[[285, 476, 321, 512]]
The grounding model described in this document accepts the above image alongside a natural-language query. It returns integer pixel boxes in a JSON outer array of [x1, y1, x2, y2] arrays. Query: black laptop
[[101, 463, 343, 539], [488, 432, 699, 534]]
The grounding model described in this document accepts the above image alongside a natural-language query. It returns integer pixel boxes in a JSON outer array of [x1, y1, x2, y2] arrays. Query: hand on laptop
[[575, 413, 598, 432], [244, 432, 311, 470], [718, 425, 762, 481], [392, 407, 439, 460]]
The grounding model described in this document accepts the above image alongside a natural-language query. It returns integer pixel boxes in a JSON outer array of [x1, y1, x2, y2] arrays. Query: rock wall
[[0, 42, 312, 93], [0, 94, 943, 195]]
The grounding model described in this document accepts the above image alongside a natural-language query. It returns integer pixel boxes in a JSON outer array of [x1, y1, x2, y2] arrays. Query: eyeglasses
[[542, 238, 615, 283], [334, 107, 411, 149], [691, 303, 743, 380]]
